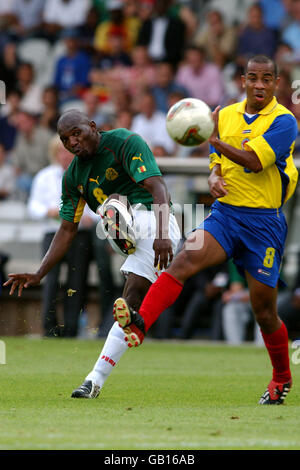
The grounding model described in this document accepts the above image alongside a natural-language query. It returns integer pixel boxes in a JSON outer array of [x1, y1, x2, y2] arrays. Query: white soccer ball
[[166, 98, 214, 146]]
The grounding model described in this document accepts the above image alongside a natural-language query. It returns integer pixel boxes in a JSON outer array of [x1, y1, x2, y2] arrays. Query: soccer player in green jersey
[[4, 110, 180, 398]]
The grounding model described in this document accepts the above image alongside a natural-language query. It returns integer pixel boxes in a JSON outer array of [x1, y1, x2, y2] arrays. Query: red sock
[[261, 321, 291, 383], [140, 272, 183, 332]]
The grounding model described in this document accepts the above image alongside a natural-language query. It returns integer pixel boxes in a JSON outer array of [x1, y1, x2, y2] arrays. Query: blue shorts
[[197, 201, 288, 288]]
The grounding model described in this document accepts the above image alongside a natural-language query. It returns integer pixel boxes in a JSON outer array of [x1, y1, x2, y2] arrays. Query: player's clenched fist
[[208, 172, 228, 199]]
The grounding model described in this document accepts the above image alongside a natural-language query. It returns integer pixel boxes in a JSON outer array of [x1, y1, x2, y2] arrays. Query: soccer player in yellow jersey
[[114, 55, 299, 405]]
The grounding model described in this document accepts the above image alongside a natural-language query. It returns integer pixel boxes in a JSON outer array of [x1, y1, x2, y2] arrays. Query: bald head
[[58, 109, 100, 159], [57, 109, 91, 133]]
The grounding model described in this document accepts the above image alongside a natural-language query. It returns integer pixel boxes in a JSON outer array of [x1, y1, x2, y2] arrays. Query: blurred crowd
[[1, 0, 300, 202], [1, 0, 300, 341]]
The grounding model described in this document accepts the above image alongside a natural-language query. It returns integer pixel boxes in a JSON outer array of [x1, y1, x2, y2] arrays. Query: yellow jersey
[[209, 96, 298, 208]]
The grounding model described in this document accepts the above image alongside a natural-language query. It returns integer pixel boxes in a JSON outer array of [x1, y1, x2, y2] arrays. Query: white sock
[[85, 321, 128, 388]]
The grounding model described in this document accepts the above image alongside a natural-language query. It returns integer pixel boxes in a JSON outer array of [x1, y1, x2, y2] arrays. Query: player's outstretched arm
[[3, 220, 78, 297]]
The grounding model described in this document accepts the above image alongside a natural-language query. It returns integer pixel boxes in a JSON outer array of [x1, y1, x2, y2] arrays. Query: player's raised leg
[[113, 230, 227, 347], [246, 272, 292, 405]]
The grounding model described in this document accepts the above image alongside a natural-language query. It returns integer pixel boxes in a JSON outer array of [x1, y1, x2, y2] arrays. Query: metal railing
[[155, 157, 300, 174]]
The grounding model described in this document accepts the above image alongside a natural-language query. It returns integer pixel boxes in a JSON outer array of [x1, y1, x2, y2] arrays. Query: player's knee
[[168, 246, 201, 282], [252, 300, 276, 330]]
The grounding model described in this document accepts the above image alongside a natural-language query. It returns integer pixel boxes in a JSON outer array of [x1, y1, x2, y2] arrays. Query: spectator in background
[[281, 0, 300, 54], [137, 0, 186, 66], [78, 6, 100, 54], [114, 109, 133, 129], [150, 61, 189, 113], [16, 62, 44, 115], [236, 3, 278, 67], [93, 0, 140, 56], [137, 0, 155, 22], [0, 143, 16, 200], [223, 64, 246, 105], [278, 250, 300, 339], [82, 89, 106, 128], [0, 252, 10, 297], [92, 0, 109, 23], [290, 101, 300, 153], [53, 29, 91, 105], [259, 0, 288, 31], [13, 109, 54, 199], [0, 41, 20, 95], [8, 0, 44, 38], [274, 42, 295, 75], [202, 0, 257, 27], [175, 46, 225, 109], [27, 135, 96, 337], [0, 1, 17, 32], [194, 9, 237, 68], [93, 29, 132, 70], [0, 89, 21, 154], [130, 89, 176, 155], [39, 86, 60, 132], [43, 0, 92, 43], [167, 89, 186, 109], [101, 84, 133, 124], [103, 45, 157, 99], [276, 69, 293, 109], [167, 0, 198, 41]]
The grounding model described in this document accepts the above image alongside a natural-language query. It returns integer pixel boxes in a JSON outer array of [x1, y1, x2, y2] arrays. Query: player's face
[[242, 62, 279, 113], [59, 121, 99, 159]]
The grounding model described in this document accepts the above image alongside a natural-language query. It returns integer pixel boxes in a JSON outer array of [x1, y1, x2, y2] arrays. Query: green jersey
[[60, 128, 162, 223]]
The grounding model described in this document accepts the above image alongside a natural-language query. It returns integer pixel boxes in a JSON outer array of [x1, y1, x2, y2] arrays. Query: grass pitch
[[0, 337, 300, 450]]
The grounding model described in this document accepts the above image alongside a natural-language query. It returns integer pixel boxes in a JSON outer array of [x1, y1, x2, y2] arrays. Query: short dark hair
[[245, 55, 278, 77]]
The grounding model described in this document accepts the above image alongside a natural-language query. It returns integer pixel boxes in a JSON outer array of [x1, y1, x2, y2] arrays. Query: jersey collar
[[236, 96, 278, 116]]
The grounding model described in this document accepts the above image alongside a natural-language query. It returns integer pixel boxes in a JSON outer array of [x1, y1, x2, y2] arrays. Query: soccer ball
[[166, 98, 214, 146]]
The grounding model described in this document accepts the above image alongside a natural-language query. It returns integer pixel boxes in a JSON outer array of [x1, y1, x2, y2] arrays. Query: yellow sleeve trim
[[74, 197, 86, 223], [209, 152, 222, 170], [244, 136, 276, 169]]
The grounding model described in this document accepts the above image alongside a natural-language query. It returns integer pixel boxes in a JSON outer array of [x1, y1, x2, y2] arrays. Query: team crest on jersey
[[77, 185, 84, 194], [241, 138, 250, 149], [105, 168, 119, 181]]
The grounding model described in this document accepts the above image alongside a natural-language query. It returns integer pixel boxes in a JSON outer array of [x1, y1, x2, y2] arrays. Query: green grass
[[0, 337, 300, 450]]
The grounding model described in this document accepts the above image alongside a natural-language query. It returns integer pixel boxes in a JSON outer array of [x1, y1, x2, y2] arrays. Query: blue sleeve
[[76, 54, 91, 86], [209, 143, 221, 157], [53, 58, 63, 88], [262, 114, 298, 161]]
